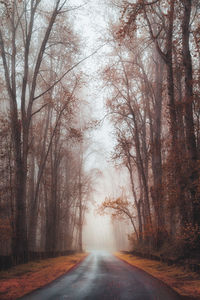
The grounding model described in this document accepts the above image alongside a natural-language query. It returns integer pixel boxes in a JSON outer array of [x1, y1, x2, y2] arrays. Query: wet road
[[20, 251, 181, 300]]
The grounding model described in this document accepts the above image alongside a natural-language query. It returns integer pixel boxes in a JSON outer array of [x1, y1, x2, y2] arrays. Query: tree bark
[[182, 0, 199, 227]]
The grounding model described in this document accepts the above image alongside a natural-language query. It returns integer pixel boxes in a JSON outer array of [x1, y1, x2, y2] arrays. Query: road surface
[[20, 250, 181, 300]]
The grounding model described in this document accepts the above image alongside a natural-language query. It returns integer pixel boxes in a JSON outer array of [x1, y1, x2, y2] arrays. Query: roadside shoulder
[[0, 252, 88, 300], [115, 252, 200, 300]]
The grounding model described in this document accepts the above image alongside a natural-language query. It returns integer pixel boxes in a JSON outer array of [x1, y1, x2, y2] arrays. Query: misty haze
[[0, 0, 200, 299]]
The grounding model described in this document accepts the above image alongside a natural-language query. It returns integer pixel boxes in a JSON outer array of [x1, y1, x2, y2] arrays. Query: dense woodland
[[101, 0, 200, 259], [0, 0, 200, 269], [0, 0, 95, 267]]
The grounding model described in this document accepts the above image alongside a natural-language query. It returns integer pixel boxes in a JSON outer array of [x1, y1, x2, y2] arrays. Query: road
[[20, 251, 181, 300]]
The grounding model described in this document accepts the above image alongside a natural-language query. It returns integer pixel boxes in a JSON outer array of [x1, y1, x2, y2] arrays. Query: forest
[[0, 0, 200, 270], [100, 0, 200, 261]]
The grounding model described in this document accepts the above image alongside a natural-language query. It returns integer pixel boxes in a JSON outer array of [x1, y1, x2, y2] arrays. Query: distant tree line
[[101, 0, 200, 258]]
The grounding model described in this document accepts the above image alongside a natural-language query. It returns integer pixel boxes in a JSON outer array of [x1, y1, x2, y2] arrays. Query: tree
[[99, 192, 139, 242], [0, 0, 91, 262], [102, 0, 200, 255], [181, 0, 199, 227]]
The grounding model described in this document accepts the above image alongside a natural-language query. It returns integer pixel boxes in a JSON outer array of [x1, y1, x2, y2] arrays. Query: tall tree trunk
[[150, 54, 166, 248], [127, 161, 143, 243], [182, 0, 199, 227], [12, 118, 29, 263], [78, 161, 83, 252], [130, 108, 152, 230]]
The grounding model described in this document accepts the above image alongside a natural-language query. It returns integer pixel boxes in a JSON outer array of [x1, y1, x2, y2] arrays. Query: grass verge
[[115, 252, 200, 299], [0, 252, 87, 300]]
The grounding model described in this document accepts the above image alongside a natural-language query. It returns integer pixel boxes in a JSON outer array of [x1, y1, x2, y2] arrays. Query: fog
[[1, 0, 199, 278], [83, 165, 133, 251], [69, 0, 133, 251]]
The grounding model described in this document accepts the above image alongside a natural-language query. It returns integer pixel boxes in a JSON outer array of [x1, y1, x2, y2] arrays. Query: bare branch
[[31, 103, 49, 118], [58, 2, 88, 14], [33, 44, 106, 101]]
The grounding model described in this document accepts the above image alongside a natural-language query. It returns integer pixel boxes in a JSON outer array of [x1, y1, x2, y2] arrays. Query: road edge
[[114, 252, 198, 300], [18, 253, 89, 299]]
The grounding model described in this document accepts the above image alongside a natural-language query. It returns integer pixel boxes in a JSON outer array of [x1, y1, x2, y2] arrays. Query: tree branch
[[31, 103, 49, 117], [33, 44, 106, 101]]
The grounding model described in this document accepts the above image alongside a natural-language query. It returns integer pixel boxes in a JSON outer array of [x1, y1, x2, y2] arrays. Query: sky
[[68, 0, 133, 250]]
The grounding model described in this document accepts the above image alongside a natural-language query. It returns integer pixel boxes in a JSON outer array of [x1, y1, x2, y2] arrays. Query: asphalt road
[[20, 250, 181, 300]]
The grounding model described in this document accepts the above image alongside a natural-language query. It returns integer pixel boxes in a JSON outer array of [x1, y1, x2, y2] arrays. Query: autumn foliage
[[0, 1, 93, 268], [0, 252, 87, 299], [100, 0, 200, 258]]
